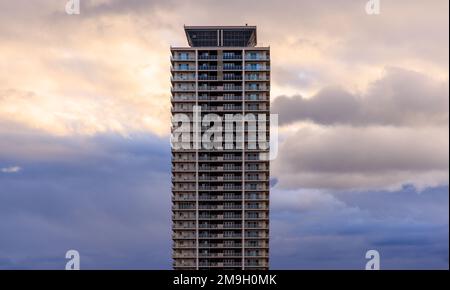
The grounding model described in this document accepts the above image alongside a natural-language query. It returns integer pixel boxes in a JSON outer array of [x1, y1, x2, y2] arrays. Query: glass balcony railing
[[245, 55, 270, 61], [171, 55, 196, 61], [245, 66, 270, 71], [223, 65, 243, 70], [198, 65, 217, 70], [198, 55, 218, 60], [171, 66, 196, 71]]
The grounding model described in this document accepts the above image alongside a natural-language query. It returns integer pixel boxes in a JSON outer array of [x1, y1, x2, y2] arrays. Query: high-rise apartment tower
[[171, 26, 270, 270]]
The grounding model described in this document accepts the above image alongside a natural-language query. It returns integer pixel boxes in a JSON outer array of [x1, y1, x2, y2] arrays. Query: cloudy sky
[[0, 0, 448, 269]]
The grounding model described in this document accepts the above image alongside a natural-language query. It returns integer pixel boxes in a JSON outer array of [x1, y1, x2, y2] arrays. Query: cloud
[[272, 68, 449, 126], [272, 67, 449, 192], [274, 125, 449, 191], [0, 125, 447, 269], [270, 185, 449, 269], [1, 166, 21, 173], [0, 128, 172, 269], [0, 0, 448, 270], [0, 1, 448, 136]]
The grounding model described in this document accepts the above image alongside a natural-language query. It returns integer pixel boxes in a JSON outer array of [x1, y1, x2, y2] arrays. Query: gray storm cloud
[[272, 68, 449, 126]]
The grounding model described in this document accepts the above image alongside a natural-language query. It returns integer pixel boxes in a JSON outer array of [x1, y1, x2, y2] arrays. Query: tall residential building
[[171, 26, 270, 270]]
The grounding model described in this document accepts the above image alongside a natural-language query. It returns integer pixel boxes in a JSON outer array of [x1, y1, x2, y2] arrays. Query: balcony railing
[[245, 76, 269, 81], [198, 185, 243, 191], [198, 166, 243, 171], [223, 65, 242, 70], [198, 106, 243, 112], [223, 55, 242, 60], [171, 56, 195, 61], [245, 96, 268, 101], [171, 96, 196, 101], [223, 76, 243, 81], [171, 66, 196, 71], [198, 55, 242, 60], [245, 55, 270, 61], [171, 87, 196, 92], [198, 86, 243, 91], [198, 76, 218, 80], [198, 66, 217, 70], [198, 55, 218, 60], [245, 86, 270, 91], [171, 76, 196, 81], [245, 66, 270, 71], [198, 195, 242, 200]]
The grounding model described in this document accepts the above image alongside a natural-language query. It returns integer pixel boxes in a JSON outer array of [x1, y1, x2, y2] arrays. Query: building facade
[[171, 26, 270, 270]]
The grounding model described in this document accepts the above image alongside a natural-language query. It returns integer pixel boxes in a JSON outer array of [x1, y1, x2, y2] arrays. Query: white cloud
[[1, 166, 21, 173]]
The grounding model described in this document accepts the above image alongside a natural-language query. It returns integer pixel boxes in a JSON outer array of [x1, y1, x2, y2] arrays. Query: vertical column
[[195, 49, 199, 270], [217, 29, 221, 47], [241, 49, 246, 270]]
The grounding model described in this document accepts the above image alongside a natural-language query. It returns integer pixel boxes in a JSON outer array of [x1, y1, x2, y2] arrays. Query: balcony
[[246, 155, 261, 161], [198, 166, 243, 172], [172, 157, 196, 162], [198, 55, 218, 60], [171, 95, 196, 101], [198, 195, 242, 201], [198, 76, 218, 81], [223, 54, 242, 60], [198, 155, 223, 161], [200, 105, 243, 112], [198, 185, 242, 191], [172, 195, 196, 201], [245, 86, 270, 92], [246, 194, 268, 200], [245, 166, 268, 171], [198, 86, 243, 92], [198, 65, 217, 70], [173, 253, 196, 258], [171, 76, 196, 81], [198, 233, 242, 239], [245, 55, 270, 61], [223, 76, 243, 81], [172, 167, 196, 172], [172, 215, 196, 221], [199, 253, 242, 258], [245, 214, 268, 220], [199, 243, 242, 248], [245, 204, 268, 210], [198, 214, 242, 220], [223, 65, 243, 71], [245, 95, 268, 101], [245, 66, 270, 71], [245, 76, 269, 81], [198, 95, 244, 101], [173, 234, 196, 239], [170, 107, 194, 113], [173, 264, 196, 269], [171, 55, 195, 61], [172, 205, 196, 210], [172, 185, 196, 191], [245, 185, 267, 191], [171, 66, 196, 71], [173, 243, 196, 248], [198, 262, 242, 268], [171, 87, 196, 92]]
